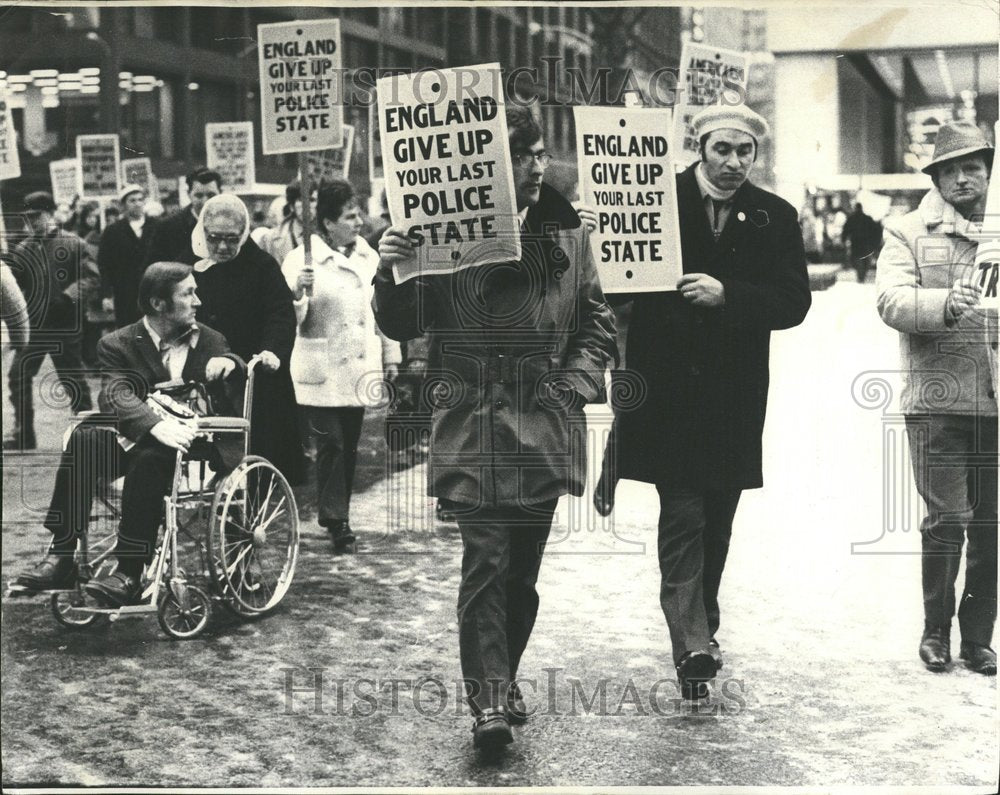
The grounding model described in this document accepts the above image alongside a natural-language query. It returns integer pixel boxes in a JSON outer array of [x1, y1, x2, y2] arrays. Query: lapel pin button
[[737, 212, 746, 222]]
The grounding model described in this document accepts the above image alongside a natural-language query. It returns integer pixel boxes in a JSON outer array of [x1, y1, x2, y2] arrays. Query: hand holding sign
[[377, 226, 419, 270]]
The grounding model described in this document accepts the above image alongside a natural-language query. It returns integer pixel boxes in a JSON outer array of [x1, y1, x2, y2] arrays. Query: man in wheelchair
[[11, 261, 246, 607]]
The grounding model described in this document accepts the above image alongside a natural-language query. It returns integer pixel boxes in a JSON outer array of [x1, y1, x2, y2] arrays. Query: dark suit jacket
[[145, 208, 198, 266], [97, 319, 245, 443], [98, 216, 156, 326], [615, 163, 811, 490]]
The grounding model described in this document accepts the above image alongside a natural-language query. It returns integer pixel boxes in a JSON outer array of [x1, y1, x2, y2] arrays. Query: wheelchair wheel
[[157, 582, 212, 639], [208, 456, 299, 618], [50, 590, 108, 629]]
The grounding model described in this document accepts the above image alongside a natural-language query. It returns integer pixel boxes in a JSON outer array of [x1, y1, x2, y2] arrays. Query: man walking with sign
[[875, 120, 997, 676], [374, 104, 617, 752], [595, 104, 811, 700]]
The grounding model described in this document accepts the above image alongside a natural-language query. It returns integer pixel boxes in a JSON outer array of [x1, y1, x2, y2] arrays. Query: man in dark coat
[[374, 105, 617, 751], [842, 202, 882, 283], [4, 191, 98, 450], [190, 193, 304, 485], [145, 167, 221, 266], [10, 262, 245, 605], [597, 104, 811, 699], [98, 183, 156, 326]]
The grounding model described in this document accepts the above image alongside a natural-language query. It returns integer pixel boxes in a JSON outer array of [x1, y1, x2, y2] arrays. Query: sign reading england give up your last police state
[[257, 19, 343, 155]]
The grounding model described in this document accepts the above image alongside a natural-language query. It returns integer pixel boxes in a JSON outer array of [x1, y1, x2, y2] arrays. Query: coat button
[[494, 399, 504, 409]]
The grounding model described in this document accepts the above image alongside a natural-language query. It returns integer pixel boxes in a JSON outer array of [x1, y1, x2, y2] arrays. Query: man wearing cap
[[3, 192, 99, 450], [876, 120, 997, 676], [145, 166, 221, 266], [595, 104, 811, 698], [98, 184, 156, 327]]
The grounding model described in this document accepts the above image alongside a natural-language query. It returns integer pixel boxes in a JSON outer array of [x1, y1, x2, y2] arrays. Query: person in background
[[75, 202, 102, 251], [842, 202, 883, 284], [4, 192, 97, 450], [282, 180, 400, 552], [189, 193, 304, 485], [259, 181, 317, 267], [875, 120, 996, 676], [800, 205, 825, 264], [146, 167, 222, 266], [1, 263, 30, 351], [98, 184, 156, 328]]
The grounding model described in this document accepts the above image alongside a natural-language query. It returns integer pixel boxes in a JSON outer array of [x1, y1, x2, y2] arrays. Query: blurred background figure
[[1, 263, 31, 353], [799, 205, 825, 263], [842, 202, 884, 283], [98, 184, 156, 328], [4, 192, 97, 450], [147, 166, 222, 265], [281, 180, 400, 552], [259, 180, 316, 266]]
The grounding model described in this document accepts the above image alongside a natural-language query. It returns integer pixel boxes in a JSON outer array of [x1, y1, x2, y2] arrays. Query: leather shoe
[[959, 641, 997, 675], [13, 552, 76, 590], [919, 624, 951, 671], [708, 637, 724, 670], [85, 571, 141, 608], [326, 521, 356, 554], [676, 650, 718, 701], [471, 706, 513, 751], [506, 682, 528, 726]]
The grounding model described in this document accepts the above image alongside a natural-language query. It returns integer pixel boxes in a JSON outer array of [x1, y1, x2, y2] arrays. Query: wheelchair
[[8, 355, 300, 640]]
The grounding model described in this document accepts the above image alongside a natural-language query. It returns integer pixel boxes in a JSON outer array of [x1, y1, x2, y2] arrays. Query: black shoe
[[85, 571, 141, 608], [472, 706, 513, 751], [708, 637, 723, 670], [12, 552, 76, 590], [919, 624, 951, 672], [676, 650, 718, 701], [325, 521, 356, 553], [959, 641, 997, 675], [506, 682, 528, 726]]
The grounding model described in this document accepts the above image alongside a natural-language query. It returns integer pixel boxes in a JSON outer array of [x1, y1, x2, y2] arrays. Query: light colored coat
[[282, 235, 400, 408], [875, 188, 996, 416]]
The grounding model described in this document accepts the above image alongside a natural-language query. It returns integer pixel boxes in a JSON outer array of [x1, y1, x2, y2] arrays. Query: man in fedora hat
[[3, 191, 98, 450], [876, 120, 997, 676], [98, 184, 157, 327], [594, 103, 811, 698]]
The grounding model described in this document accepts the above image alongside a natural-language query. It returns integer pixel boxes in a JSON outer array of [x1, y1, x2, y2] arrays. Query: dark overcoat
[[615, 163, 811, 490], [192, 239, 305, 484], [98, 216, 157, 326], [145, 208, 197, 266], [373, 183, 618, 507]]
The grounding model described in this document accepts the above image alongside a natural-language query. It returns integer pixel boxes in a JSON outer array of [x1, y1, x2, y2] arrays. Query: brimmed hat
[[118, 183, 146, 203], [23, 191, 57, 214], [692, 104, 770, 143], [922, 121, 994, 175]]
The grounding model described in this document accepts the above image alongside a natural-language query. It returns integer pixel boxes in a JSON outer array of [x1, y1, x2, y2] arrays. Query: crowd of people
[[0, 99, 995, 755]]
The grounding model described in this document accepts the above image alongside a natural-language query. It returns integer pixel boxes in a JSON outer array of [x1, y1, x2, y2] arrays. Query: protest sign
[[121, 157, 157, 199], [49, 159, 80, 206], [300, 123, 354, 184], [575, 106, 683, 293], [205, 122, 256, 193], [672, 42, 749, 168], [0, 89, 20, 181], [77, 134, 121, 199], [257, 19, 343, 155], [377, 63, 519, 283], [973, 122, 1000, 311]]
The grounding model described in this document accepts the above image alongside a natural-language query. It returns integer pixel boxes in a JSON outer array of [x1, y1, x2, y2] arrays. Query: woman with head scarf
[[191, 193, 304, 484], [281, 179, 401, 552]]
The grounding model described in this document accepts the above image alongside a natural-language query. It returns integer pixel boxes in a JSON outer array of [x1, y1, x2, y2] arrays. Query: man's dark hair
[[186, 166, 223, 192], [698, 131, 758, 162], [928, 152, 993, 188], [315, 180, 355, 228], [139, 261, 194, 316], [506, 104, 543, 153]]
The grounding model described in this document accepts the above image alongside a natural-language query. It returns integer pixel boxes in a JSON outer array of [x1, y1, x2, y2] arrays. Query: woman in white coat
[[282, 180, 401, 552]]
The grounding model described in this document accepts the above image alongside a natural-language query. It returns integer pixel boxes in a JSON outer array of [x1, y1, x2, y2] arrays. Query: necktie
[[711, 199, 726, 240]]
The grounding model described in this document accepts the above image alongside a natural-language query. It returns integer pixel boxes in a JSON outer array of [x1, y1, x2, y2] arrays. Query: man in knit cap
[[595, 103, 811, 699]]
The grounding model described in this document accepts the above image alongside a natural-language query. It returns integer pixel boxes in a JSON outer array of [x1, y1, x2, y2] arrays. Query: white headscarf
[[192, 194, 251, 271]]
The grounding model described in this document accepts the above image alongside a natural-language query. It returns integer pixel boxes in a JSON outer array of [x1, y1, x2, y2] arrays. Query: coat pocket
[[290, 337, 329, 385]]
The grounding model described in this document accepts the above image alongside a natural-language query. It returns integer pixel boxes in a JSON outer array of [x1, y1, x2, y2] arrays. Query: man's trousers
[[455, 499, 558, 714], [905, 414, 998, 646], [655, 485, 742, 665]]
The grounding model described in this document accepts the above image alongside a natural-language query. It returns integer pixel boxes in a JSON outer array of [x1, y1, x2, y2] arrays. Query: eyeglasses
[[511, 151, 551, 168], [206, 232, 241, 247]]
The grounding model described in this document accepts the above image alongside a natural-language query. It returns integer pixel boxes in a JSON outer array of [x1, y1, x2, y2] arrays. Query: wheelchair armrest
[[197, 417, 251, 433]]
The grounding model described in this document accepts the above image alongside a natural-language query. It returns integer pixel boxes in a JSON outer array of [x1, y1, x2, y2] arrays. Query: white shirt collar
[[143, 317, 199, 350]]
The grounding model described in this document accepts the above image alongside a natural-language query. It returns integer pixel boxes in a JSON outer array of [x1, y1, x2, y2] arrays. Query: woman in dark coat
[[190, 194, 304, 485]]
